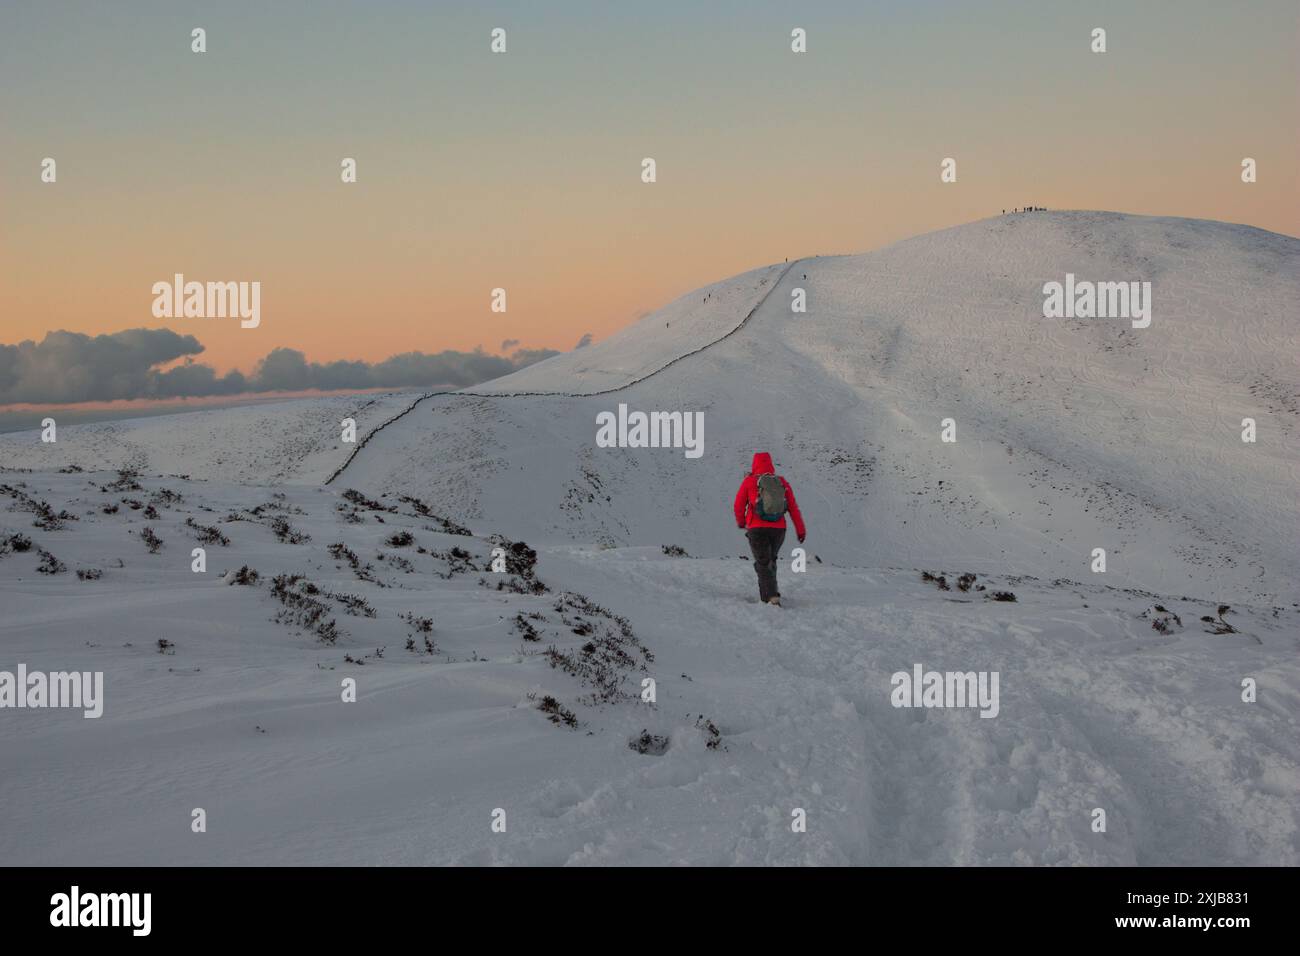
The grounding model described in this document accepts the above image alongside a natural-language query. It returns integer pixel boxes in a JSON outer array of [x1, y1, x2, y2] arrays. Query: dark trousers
[[746, 527, 786, 602]]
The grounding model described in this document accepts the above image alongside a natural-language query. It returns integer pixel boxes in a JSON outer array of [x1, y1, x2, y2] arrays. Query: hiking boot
[[767, 596, 782, 607]]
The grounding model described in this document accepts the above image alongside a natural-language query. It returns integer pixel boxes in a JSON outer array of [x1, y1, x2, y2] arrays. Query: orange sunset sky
[[2, 0, 1296, 396]]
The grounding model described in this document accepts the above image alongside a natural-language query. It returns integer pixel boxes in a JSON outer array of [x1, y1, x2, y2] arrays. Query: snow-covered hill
[[0, 391, 422, 485], [3, 212, 1297, 865], [335, 212, 1298, 606]]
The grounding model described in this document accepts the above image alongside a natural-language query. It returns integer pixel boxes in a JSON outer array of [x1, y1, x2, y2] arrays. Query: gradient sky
[[2, 0, 1296, 380]]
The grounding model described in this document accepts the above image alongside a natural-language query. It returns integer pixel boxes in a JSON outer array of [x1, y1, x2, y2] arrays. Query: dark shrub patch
[[100, 469, 143, 493], [629, 730, 670, 756], [384, 553, 414, 573], [533, 694, 579, 729], [513, 614, 541, 642], [329, 591, 377, 618], [341, 489, 394, 513], [542, 592, 653, 704], [228, 565, 260, 586], [269, 574, 342, 644], [483, 536, 546, 593], [186, 517, 230, 546], [327, 542, 360, 568], [695, 715, 722, 750], [402, 612, 438, 654], [0, 483, 77, 530], [268, 516, 310, 544], [1202, 605, 1237, 634], [399, 495, 472, 536], [140, 526, 163, 553], [37, 549, 66, 574]]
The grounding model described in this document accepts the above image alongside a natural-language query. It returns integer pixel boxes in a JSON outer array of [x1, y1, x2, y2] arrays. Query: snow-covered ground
[[0, 391, 422, 484], [2, 212, 1297, 865], [0, 471, 1294, 865]]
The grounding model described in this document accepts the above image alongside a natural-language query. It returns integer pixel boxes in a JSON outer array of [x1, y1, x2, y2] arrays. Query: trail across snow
[[0, 471, 1294, 864], [512, 548, 1298, 866]]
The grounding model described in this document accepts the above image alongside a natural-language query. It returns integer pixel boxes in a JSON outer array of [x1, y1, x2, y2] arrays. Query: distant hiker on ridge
[[733, 452, 806, 607]]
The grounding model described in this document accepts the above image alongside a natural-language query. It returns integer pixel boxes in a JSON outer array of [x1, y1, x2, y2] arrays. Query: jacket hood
[[751, 452, 775, 475]]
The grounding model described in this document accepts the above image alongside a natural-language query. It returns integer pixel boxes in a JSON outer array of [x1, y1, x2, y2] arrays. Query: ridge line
[[325, 258, 803, 485]]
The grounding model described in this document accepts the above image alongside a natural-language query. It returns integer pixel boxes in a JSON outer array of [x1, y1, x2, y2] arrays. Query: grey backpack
[[755, 474, 787, 521]]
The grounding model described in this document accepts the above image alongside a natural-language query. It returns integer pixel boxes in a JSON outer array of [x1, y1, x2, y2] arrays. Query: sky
[[1, 0, 1296, 404]]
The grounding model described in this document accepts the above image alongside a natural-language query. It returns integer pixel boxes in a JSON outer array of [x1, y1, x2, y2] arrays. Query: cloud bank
[[0, 329, 561, 405]]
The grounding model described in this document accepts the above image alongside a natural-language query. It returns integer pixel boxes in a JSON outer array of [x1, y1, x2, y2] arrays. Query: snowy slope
[[472, 261, 790, 395], [0, 391, 421, 485], [336, 212, 1298, 606], [1, 470, 1296, 865]]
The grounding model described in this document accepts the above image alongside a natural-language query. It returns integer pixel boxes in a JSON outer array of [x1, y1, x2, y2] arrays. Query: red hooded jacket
[[733, 452, 806, 539]]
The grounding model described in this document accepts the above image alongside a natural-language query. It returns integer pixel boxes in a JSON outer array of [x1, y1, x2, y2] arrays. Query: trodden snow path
[[0, 473, 1295, 865], [511, 548, 1299, 866]]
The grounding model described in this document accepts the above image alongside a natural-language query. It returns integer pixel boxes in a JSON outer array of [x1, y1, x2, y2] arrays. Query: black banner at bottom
[[0, 866, 1282, 942]]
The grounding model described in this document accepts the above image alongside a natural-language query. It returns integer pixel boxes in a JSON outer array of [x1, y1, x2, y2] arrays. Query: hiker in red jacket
[[733, 452, 806, 607]]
